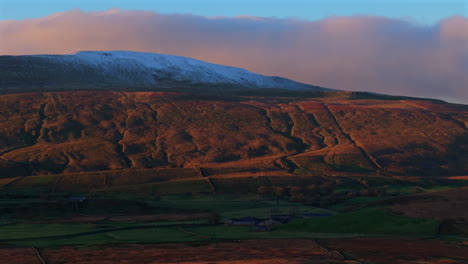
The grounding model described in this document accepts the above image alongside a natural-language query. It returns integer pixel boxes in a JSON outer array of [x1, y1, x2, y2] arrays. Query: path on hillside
[[321, 103, 383, 175], [240, 102, 311, 173], [32, 247, 48, 264], [115, 92, 135, 169]]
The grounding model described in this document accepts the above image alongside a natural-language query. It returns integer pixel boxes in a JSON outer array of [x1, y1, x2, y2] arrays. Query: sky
[[0, 1, 467, 103], [1, 0, 466, 24]]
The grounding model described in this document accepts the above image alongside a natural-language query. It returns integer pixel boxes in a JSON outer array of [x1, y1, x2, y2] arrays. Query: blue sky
[[0, 0, 466, 23]]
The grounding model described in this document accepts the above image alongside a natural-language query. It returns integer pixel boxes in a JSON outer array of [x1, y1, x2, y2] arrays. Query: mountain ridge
[[0, 50, 331, 92]]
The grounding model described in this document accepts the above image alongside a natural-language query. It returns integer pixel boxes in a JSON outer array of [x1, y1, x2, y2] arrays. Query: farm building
[[270, 214, 293, 224], [255, 219, 282, 232], [67, 196, 87, 202], [302, 213, 333, 219], [224, 216, 259, 226]]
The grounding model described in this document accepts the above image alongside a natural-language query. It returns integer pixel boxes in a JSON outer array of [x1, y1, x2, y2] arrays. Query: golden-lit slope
[[0, 91, 466, 177]]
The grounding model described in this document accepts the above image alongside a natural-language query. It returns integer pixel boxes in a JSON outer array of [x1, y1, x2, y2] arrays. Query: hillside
[[0, 91, 466, 177]]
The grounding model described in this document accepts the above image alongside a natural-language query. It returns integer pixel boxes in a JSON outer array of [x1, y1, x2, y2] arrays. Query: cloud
[[1, 9, 467, 103]]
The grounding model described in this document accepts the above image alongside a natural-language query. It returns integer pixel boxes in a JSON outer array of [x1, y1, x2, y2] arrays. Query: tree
[[289, 186, 302, 196], [272, 186, 284, 207], [359, 180, 369, 188], [272, 186, 285, 197], [289, 194, 305, 203], [304, 184, 318, 196], [288, 207, 301, 217], [257, 186, 271, 197], [208, 212, 221, 225], [319, 183, 334, 195]]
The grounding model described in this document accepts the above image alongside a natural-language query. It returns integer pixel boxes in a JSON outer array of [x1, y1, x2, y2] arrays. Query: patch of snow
[[31, 51, 329, 90]]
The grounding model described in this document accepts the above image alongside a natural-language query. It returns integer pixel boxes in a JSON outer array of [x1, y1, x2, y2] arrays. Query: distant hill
[[0, 51, 330, 92]]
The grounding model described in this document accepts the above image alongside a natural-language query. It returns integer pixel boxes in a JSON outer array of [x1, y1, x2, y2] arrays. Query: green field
[[0, 223, 99, 240], [0, 173, 466, 247], [0, 209, 440, 247], [100, 179, 212, 197], [280, 208, 440, 236], [0, 192, 443, 247], [150, 194, 335, 219]]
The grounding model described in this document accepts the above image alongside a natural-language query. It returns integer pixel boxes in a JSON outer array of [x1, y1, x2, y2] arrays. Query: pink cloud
[[0, 10, 467, 103]]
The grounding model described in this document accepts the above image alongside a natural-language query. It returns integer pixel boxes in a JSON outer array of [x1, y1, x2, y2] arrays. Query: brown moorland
[[0, 91, 466, 177], [320, 238, 468, 264], [21, 239, 350, 264], [2, 238, 467, 264]]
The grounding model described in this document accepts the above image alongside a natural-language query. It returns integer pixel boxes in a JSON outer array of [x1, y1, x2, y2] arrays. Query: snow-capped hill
[[1, 51, 331, 91]]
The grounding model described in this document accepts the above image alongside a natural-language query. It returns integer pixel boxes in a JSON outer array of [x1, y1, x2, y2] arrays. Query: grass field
[[150, 194, 335, 219], [100, 179, 212, 197], [280, 208, 440, 236], [0, 223, 382, 247], [329, 196, 388, 211], [0, 223, 99, 240], [1, 172, 466, 249], [0, 191, 444, 248], [1, 210, 439, 247]]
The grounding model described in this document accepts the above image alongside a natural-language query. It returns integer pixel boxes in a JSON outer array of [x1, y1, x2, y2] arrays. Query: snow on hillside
[[30, 51, 328, 90]]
